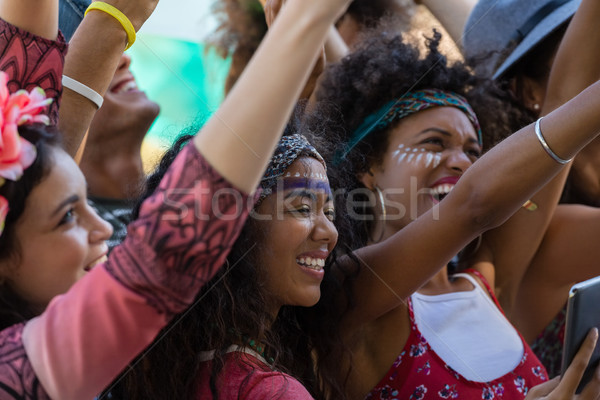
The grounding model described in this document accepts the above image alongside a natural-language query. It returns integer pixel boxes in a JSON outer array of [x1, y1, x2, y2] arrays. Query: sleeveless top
[[365, 270, 548, 400]]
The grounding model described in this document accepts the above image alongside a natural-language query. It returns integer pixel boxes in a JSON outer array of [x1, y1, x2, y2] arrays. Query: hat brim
[[493, 0, 581, 79]]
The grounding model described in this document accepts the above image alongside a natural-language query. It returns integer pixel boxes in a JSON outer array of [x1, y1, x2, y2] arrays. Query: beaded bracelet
[[85, 2, 136, 50], [534, 117, 572, 165], [62, 75, 104, 108]]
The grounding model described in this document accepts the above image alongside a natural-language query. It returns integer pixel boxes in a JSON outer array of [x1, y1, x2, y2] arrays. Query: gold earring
[[367, 186, 386, 243]]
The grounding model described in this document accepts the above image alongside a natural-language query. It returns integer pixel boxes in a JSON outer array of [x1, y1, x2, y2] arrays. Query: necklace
[[243, 335, 275, 365]]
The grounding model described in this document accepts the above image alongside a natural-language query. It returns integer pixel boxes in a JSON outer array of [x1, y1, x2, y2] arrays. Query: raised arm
[[343, 80, 600, 327], [194, 0, 351, 194], [477, 0, 600, 315], [58, 0, 159, 156], [0, 1, 352, 398], [418, 0, 476, 47]]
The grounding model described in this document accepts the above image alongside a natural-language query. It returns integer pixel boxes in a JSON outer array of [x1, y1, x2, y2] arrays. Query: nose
[[312, 213, 338, 249], [443, 148, 474, 174], [116, 54, 132, 71], [86, 205, 114, 243]]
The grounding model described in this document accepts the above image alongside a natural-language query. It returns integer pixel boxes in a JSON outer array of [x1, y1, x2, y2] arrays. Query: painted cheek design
[[391, 144, 441, 168]]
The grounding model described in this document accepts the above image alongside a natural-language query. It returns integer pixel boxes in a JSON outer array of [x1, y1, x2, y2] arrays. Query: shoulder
[[219, 352, 314, 400], [244, 369, 313, 399]]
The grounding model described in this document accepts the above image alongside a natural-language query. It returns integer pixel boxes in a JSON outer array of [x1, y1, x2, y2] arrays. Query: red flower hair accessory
[[0, 71, 52, 236]]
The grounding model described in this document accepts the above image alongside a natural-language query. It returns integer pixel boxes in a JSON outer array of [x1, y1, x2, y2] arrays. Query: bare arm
[[483, 0, 600, 313], [58, 0, 159, 156], [342, 81, 600, 327], [194, 0, 351, 194], [0, 0, 58, 39], [419, 0, 476, 46]]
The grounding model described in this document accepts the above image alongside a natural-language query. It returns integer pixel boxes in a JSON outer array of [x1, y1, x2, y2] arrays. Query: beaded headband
[[339, 89, 483, 161], [257, 134, 326, 204], [0, 71, 51, 235]]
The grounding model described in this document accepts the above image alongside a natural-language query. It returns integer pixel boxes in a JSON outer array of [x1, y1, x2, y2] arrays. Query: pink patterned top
[[366, 270, 548, 400], [0, 18, 67, 125], [196, 348, 315, 399], [0, 144, 250, 400]]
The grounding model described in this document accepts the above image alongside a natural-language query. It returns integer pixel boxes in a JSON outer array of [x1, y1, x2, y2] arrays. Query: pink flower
[[0, 195, 8, 236], [0, 71, 51, 182]]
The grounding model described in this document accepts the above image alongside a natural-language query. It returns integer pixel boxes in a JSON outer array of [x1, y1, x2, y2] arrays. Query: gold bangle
[[85, 2, 136, 50]]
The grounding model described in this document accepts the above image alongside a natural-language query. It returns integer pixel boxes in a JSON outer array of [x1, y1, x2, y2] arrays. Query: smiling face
[[363, 106, 481, 233], [89, 54, 160, 138], [254, 157, 338, 314], [1, 147, 113, 310]]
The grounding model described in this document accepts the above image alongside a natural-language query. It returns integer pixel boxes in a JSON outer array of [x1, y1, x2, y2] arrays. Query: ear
[[357, 168, 377, 190], [510, 75, 546, 114]]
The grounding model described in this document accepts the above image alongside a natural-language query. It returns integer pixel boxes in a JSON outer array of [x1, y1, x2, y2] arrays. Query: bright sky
[[139, 0, 218, 43]]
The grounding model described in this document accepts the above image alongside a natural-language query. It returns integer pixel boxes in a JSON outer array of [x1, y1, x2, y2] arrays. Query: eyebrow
[[417, 127, 480, 146], [51, 194, 79, 218]]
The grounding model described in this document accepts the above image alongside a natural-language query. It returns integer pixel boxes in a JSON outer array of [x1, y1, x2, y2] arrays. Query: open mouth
[[111, 79, 139, 94], [430, 184, 454, 203]]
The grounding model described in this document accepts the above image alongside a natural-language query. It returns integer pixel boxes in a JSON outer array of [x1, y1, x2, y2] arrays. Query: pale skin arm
[[194, 0, 351, 194], [341, 81, 600, 328], [58, 0, 159, 157], [0, 0, 58, 39], [418, 0, 476, 46]]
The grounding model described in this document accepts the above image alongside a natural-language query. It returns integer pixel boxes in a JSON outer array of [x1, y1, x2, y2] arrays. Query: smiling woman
[[105, 132, 341, 400]]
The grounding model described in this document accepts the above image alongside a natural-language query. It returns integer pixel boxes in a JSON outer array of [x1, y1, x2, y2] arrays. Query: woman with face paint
[[0, 0, 352, 399], [306, 25, 600, 399]]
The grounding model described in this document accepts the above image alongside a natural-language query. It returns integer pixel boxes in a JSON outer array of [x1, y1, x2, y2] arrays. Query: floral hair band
[[0, 71, 52, 236]]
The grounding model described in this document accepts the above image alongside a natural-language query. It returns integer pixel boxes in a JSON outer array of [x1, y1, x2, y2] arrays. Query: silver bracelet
[[535, 117, 571, 165], [62, 75, 104, 109]]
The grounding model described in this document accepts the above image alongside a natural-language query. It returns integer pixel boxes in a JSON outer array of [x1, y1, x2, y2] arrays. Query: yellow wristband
[[85, 2, 136, 50]]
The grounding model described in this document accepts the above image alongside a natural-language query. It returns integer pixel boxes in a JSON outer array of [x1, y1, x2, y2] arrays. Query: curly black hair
[[309, 21, 532, 249]]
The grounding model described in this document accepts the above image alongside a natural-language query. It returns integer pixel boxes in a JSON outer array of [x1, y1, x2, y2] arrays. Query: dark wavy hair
[[104, 116, 353, 399], [0, 124, 61, 329], [309, 22, 532, 250]]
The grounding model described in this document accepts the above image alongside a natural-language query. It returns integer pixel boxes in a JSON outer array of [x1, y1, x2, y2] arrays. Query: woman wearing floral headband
[[307, 26, 600, 399], [0, 0, 353, 399]]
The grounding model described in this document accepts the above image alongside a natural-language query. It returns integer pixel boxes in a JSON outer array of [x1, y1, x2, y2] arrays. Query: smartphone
[[561, 275, 600, 393]]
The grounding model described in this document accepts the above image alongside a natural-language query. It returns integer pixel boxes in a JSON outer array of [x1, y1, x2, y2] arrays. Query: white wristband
[[62, 75, 104, 109]]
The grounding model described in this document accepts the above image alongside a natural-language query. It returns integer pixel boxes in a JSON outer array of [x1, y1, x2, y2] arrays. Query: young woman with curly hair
[[307, 22, 600, 398], [102, 18, 600, 400]]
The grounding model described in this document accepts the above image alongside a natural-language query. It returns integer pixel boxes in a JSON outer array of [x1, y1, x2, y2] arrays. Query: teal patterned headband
[[339, 89, 483, 161]]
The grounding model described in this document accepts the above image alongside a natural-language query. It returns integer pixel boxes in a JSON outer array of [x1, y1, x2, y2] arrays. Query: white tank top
[[411, 273, 524, 382]]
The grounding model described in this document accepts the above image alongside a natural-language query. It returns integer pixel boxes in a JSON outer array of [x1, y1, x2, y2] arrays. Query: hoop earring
[[367, 186, 386, 243]]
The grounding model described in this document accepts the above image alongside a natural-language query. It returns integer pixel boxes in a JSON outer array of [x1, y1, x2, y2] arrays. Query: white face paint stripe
[[392, 144, 442, 169]]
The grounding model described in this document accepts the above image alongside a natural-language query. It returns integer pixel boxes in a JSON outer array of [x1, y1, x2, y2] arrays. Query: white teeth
[[296, 257, 326, 271], [431, 184, 455, 196], [117, 81, 138, 94]]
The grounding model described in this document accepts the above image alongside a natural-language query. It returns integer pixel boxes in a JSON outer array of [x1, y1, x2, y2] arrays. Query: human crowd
[[0, 0, 599, 398]]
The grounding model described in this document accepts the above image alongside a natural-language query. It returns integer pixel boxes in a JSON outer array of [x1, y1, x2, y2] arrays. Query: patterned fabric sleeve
[[0, 18, 67, 125], [0, 144, 250, 400]]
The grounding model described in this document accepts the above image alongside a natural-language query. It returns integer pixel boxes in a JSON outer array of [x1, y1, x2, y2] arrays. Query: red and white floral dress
[[365, 270, 548, 400]]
